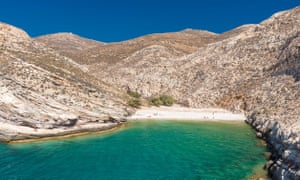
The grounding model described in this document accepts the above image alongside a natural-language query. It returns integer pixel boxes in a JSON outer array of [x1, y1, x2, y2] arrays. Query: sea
[[0, 120, 267, 179]]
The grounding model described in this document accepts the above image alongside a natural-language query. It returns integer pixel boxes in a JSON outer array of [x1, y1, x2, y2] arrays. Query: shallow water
[[0, 121, 266, 179]]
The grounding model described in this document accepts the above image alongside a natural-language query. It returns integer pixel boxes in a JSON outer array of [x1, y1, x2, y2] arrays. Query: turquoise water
[[0, 121, 266, 179]]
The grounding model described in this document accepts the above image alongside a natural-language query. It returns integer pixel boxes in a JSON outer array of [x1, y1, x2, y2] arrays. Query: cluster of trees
[[127, 91, 142, 108], [127, 91, 174, 108], [149, 95, 174, 106]]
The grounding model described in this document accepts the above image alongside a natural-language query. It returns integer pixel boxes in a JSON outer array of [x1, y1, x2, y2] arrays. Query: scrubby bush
[[149, 95, 175, 106], [149, 97, 163, 106], [128, 98, 142, 108], [127, 90, 141, 99], [159, 95, 174, 106], [127, 90, 142, 108]]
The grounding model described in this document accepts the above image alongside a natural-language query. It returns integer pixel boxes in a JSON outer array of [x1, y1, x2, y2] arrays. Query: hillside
[[0, 22, 130, 142], [1, 6, 300, 179], [36, 29, 219, 67]]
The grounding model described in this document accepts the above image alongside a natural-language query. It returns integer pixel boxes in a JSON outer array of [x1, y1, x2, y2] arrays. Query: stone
[[264, 152, 272, 160], [283, 150, 291, 159], [264, 160, 274, 170], [256, 132, 263, 138]]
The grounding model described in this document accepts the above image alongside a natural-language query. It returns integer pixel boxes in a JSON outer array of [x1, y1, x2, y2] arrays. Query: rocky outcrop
[[271, 33, 300, 80], [247, 115, 300, 179]]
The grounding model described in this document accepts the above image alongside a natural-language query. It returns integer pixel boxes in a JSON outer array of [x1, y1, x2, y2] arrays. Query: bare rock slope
[[37, 7, 300, 179], [0, 23, 129, 142]]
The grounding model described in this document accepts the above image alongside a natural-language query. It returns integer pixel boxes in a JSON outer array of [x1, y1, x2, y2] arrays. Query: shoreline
[[3, 106, 296, 178], [246, 116, 300, 178], [127, 106, 246, 121], [8, 124, 125, 144], [0, 122, 124, 144], [1, 106, 247, 143]]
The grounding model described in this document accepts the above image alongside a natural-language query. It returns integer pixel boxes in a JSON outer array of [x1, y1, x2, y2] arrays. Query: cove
[[0, 121, 266, 179]]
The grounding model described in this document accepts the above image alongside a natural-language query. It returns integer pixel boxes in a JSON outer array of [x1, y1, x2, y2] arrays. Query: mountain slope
[[0, 22, 129, 142], [36, 29, 219, 65]]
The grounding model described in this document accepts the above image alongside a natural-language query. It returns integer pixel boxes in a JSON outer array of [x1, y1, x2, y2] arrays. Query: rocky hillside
[[0, 23, 130, 142], [35, 33, 105, 64], [36, 29, 219, 68], [37, 6, 300, 179]]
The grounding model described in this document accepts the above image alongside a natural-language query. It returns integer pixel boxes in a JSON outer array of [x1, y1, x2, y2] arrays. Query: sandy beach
[[127, 106, 246, 121]]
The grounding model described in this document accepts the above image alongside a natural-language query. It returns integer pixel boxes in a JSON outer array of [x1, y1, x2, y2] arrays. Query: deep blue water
[[0, 121, 266, 179]]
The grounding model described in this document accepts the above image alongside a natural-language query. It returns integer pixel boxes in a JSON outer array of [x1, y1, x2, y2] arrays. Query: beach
[[127, 106, 246, 121]]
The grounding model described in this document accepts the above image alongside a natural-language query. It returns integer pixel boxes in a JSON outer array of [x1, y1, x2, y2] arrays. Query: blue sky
[[0, 0, 299, 42]]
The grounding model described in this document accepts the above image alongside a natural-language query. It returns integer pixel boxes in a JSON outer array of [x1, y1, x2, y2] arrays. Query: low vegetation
[[149, 95, 175, 106], [127, 90, 142, 108], [126, 91, 174, 108], [127, 98, 142, 108], [127, 90, 141, 99]]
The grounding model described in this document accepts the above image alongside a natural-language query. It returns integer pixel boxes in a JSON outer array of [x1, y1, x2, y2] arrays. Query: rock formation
[[1, 6, 300, 179]]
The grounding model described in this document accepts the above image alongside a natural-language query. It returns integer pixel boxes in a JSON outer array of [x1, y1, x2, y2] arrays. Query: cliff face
[[0, 23, 129, 142], [37, 6, 300, 178]]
